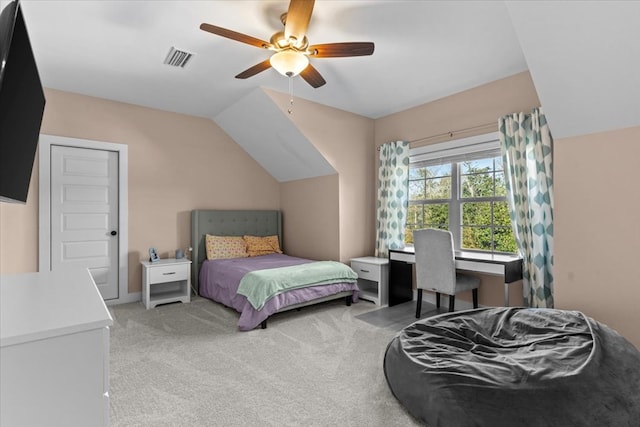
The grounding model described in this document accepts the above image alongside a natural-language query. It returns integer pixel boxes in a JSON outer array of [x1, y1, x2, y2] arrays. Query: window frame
[[407, 133, 516, 254]]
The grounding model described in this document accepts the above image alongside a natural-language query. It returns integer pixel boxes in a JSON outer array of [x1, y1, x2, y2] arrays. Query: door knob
[[110, 230, 117, 236]]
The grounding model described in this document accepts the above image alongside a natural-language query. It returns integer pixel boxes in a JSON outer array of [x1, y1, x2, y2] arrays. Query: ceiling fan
[[200, 0, 375, 88]]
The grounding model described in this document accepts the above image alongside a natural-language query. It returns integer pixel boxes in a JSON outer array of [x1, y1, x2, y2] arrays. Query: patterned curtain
[[499, 108, 554, 308], [375, 141, 410, 258]]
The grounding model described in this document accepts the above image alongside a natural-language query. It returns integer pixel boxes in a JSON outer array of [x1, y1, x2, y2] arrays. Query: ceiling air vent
[[164, 47, 194, 68]]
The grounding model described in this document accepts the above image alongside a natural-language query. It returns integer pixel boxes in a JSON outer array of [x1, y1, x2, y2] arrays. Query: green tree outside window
[[407, 155, 516, 253]]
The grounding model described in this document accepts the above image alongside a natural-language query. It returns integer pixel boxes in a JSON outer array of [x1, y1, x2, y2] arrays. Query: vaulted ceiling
[[20, 1, 531, 120], [17, 0, 640, 180]]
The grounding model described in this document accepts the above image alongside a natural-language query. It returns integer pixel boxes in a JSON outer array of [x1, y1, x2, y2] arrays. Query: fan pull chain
[[288, 76, 294, 114]]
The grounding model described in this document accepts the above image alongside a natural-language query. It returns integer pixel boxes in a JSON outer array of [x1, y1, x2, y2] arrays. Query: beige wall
[[373, 71, 541, 307], [280, 174, 340, 260], [0, 88, 280, 294], [554, 126, 640, 349], [375, 71, 541, 148], [267, 90, 376, 263]]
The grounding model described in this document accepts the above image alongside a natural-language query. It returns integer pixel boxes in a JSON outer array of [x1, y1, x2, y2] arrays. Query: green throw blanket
[[237, 261, 358, 310]]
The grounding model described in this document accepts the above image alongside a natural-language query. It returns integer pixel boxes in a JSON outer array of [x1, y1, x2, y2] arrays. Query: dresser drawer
[[351, 261, 380, 282], [148, 263, 189, 284]]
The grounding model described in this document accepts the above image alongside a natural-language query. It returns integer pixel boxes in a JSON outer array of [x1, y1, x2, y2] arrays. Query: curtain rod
[[377, 121, 497, 150]]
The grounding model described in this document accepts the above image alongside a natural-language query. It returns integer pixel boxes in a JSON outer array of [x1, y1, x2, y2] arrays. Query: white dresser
[[1, 268, 113, 427]]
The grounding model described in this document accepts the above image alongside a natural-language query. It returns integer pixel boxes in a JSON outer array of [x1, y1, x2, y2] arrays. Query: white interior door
[[50, 145, 119, 300]]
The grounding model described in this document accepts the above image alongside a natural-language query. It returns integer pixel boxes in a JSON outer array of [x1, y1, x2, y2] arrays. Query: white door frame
[[38, 134, 134, 304]]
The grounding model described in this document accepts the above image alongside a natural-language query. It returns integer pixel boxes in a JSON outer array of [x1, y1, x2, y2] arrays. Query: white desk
[[389, 248, 523, 307]]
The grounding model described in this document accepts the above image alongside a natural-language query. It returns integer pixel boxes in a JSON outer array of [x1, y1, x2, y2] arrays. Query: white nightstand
[[350, 256, 389, 306], [141, 258, 192, 309]]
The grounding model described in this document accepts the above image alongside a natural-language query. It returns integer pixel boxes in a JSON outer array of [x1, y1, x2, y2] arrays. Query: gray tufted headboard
[[190, 210, 282, 294]]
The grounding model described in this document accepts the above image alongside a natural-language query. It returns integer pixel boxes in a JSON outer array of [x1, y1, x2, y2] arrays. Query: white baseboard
[[105, 292, 141, 306]]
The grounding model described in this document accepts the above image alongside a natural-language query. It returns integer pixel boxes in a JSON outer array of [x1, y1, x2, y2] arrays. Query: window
[[406, 134, 517, 254]]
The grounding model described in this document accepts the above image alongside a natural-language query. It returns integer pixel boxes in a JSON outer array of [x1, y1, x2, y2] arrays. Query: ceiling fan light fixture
[[270, 50, 309, 77], [200, 0, 374, 88]]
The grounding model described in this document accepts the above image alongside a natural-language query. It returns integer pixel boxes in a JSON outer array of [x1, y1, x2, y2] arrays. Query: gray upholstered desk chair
[[414, 228, 480, 318]]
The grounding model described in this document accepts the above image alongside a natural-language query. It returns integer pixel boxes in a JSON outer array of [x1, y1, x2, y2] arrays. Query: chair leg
[[415, 289, 423, 319], [472, 288, 478, 309], [436, 292, 441, 309], [448, 295, 455, 312]]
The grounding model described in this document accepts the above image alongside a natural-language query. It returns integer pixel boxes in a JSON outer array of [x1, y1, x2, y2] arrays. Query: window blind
[[409, 132, 501, 167]]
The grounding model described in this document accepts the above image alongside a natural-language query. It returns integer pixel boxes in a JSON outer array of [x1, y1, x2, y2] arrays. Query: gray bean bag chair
[[384, 307, 640, 427]]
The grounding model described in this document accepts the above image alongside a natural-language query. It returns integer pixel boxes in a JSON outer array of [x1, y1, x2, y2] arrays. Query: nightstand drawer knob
[[359, 269, 370, 273], [162, 272, 176, 276]]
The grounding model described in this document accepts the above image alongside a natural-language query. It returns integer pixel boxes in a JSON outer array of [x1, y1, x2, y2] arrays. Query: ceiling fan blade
[[200, 23, 272, 49], [308, 42, 375, 58], [235, 59, 272, 79], [284, 0, 315, 43], [299, 63, 326, 88]]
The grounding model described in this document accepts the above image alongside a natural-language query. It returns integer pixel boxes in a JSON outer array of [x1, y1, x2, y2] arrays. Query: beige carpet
[[108, 297, 423, 427]]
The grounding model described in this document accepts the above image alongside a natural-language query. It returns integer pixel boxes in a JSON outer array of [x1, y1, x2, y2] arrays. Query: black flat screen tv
[[0, 0, 45, 203]]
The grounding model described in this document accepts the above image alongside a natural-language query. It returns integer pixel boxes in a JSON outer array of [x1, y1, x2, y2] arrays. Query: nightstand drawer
[[148, 263, 189, 284], [351, 261, 380, 282]]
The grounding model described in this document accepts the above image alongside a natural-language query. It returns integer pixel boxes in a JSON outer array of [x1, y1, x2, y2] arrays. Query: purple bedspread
[[199, 254, 359, 330]]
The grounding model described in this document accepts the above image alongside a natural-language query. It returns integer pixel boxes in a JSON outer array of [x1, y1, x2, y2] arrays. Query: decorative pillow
[[243, 235, 283, 257], [205, 235, 248, 260]]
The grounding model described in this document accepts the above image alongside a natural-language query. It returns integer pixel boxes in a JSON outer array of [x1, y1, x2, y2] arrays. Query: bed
[[384, 307, 640, 427], [191, 209, 359, 330]]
